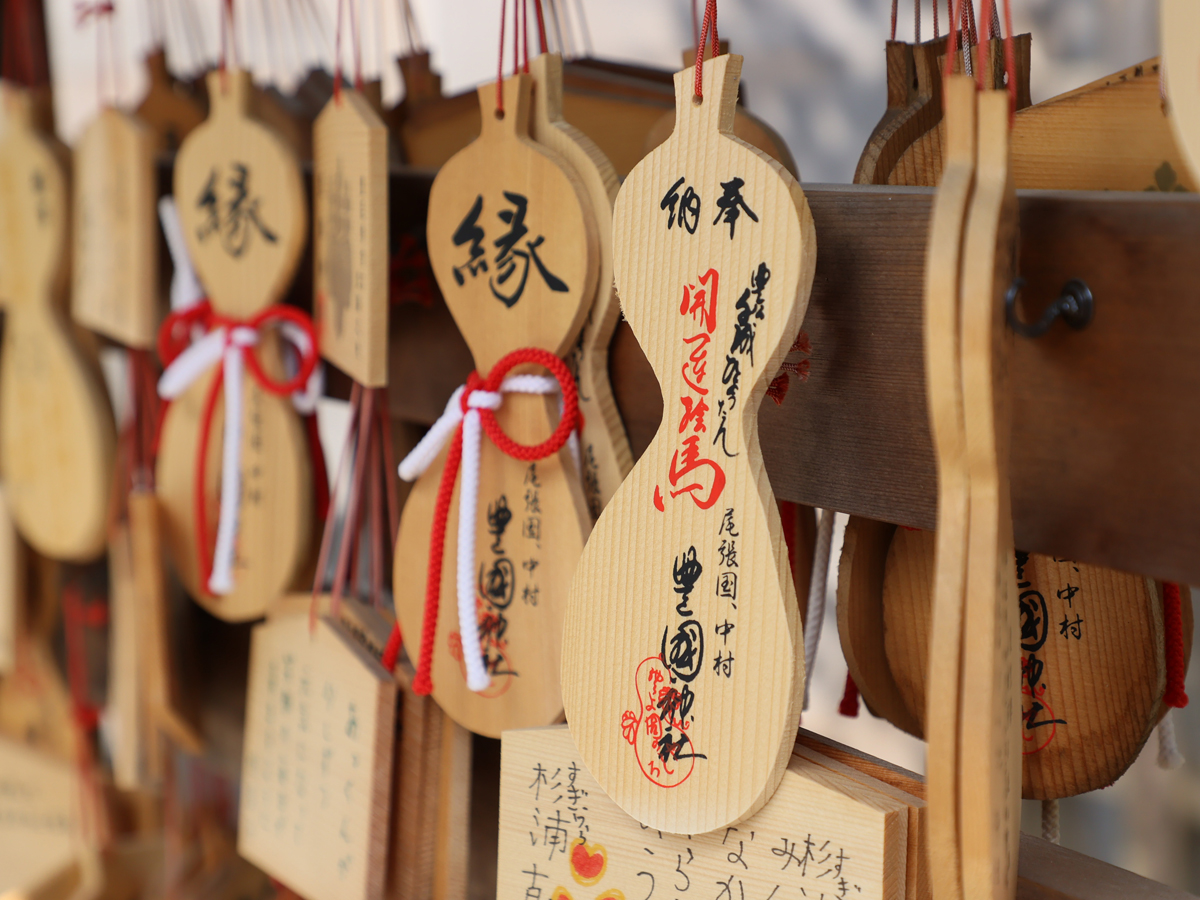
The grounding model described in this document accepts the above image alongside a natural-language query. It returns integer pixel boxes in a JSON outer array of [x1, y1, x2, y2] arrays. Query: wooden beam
[[388, 179, 1200, 585]]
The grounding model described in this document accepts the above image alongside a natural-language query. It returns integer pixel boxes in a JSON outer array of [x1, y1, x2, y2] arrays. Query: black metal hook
[[1005, 278, 1094, 339]]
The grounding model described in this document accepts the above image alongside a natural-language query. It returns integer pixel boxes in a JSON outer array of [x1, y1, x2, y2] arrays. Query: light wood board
[[238, 613, 396, 900], [880, 525, 1188, 799], [71, 107, 160, 349], [314, 90, 389, 387], [956, 87, 1021, 900], [0, 83, 116, 564], [561, 54, 815, 834], [0, 737, 94, 900], [159, 69, 312, 620], [1163, 2, 1200, 187], [921, 74, 976, 900], [499, 725, 908, 900], [529, 52, 633, 520], [394, 73, 595, 737], [0, 488, 22, 675]]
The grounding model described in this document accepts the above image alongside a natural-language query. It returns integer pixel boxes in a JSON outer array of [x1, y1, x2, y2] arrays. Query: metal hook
[[1005, 277, 1094, 339]]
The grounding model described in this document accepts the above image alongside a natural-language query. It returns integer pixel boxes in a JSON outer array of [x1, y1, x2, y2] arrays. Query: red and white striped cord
[[397, 372, 580, 692]]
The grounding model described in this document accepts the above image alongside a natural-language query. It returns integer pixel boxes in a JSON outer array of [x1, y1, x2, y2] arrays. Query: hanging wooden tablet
[[0, 636, 78, 762], [314, 90, 389, 387], [956, 83, 1020, 900], [107, 518, 146, 790], [872, 526, 1192, 799], [499, 725, 909, 900], [0, 737, 97, 900], [561, 49, 815, 834], [157, 69, 313, 621], [529, 52, 632, 518], [0, 83, 116, 563], [71, 108, 160, 349], [392, 72, 597, 737], [1161, 1, 1200, 186], [238, 613, 396, 900], [920, 72, 976, 900]]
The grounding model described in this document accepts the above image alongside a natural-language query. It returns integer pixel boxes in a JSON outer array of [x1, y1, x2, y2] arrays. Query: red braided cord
[[496, 0, 507, 114], [1163, 582, 1190, 709], [533, 0, 548, 54], [889, 0, 897, 42], [839, 672, 861, 717], [380, 348, 582, 688], [693, 0, 718, 101], [943, 0, 966, 82]]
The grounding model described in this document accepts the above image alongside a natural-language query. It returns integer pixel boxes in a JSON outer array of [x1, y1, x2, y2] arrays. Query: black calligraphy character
[[1015, 549, 1030, 583], [774, 836, 812, 874], [196, 169, 221, 243], [522, 584, 540, 606], [719, 509, 739, 536], [654, 727, 707, 763], [529, 763, 548, 799], [715, 620, 735, 644], [715, 876, 745, 900], [713, 652, 734, 677], [726, 839, 748, 870], [524, 488, 542, 515], [1059, 613, 1083, 640], [1019, 589, 1049, 652], [713, 177, 758, 238], [489, 191, 569, 307], [479, 557, 516, 610], [718, 539, 738, 569], [676, 848, 694, 890], [661, 176, 701, 233], [657, 683, 696, 725], [1023, 652, 1045, 692], [522, 558, 540, 575], [452, 194, 488, 284], [222, 163, 278, 257], [1057, 583, 1080, 608], [661, 620, 705, 683], [521, 864, 548, 900], [635, 872, 655, 900], [524, 463, 542, 487], [673, 546, 704, 615], [730, 263, 769, 364], [1024, 701, 1067, 730], [716, 571, 738, 605], [486, 496, 512, 553]]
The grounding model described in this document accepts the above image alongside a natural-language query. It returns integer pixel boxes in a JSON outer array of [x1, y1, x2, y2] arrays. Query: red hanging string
[[692, 0, 718, 101], [75, 1, 117, 108], [496, 0, 507, 114], [522, 0, 530, 72], [533, 0, 548, 54], [974, 0, 1016, 121], [1163, 583, 1189, 709], [890, 0, 898, 42], [2, 0, 51, 87], [933, 0, 939, 40]]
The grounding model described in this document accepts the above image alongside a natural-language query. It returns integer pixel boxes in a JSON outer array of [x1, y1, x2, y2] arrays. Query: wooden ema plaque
[[918, 74, 976, 900], [843, 522, 1194, 800], [0, 83, 116, 563], [528, 52, 633, 520], [0, 488, 21, 676], [560, 53, 815, 835], [158, 69, 312, 620], [0, 737, 94, 898], [238, 613, 396, 900], [314, 90, 389, 387], [499, 726, 908, 900], [71, 107, 160, 349], [394, 73, 596, 737]]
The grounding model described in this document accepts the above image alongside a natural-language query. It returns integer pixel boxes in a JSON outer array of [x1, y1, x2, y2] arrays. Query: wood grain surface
[[562, 53, 813, 835]]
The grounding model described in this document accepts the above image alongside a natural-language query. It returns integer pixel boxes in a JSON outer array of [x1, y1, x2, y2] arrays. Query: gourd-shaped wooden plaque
[[879, 527, 1192, 799], [393, 74, 597, 737], [158, 70, 312, 621], [314, 90, 389, 387], [72, 108, 159, 348], [920, 74, 976, 900], [561, 54, 815, 834], [957, 87, 1020, 900], [528, 52, 632, 519], [0, 83, 115, 562]]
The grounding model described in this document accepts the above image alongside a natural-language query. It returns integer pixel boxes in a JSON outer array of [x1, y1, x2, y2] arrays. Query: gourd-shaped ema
[[0, 84, 115, 562], [393, 73, 598, 738], [561, 53, 816, 834]]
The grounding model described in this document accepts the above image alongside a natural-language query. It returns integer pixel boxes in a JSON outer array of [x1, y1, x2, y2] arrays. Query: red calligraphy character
[[680, 268, 719, 333], [678, 395, 710, 434], [681, 332, 710, 394], [668, 435, 726, 509]]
